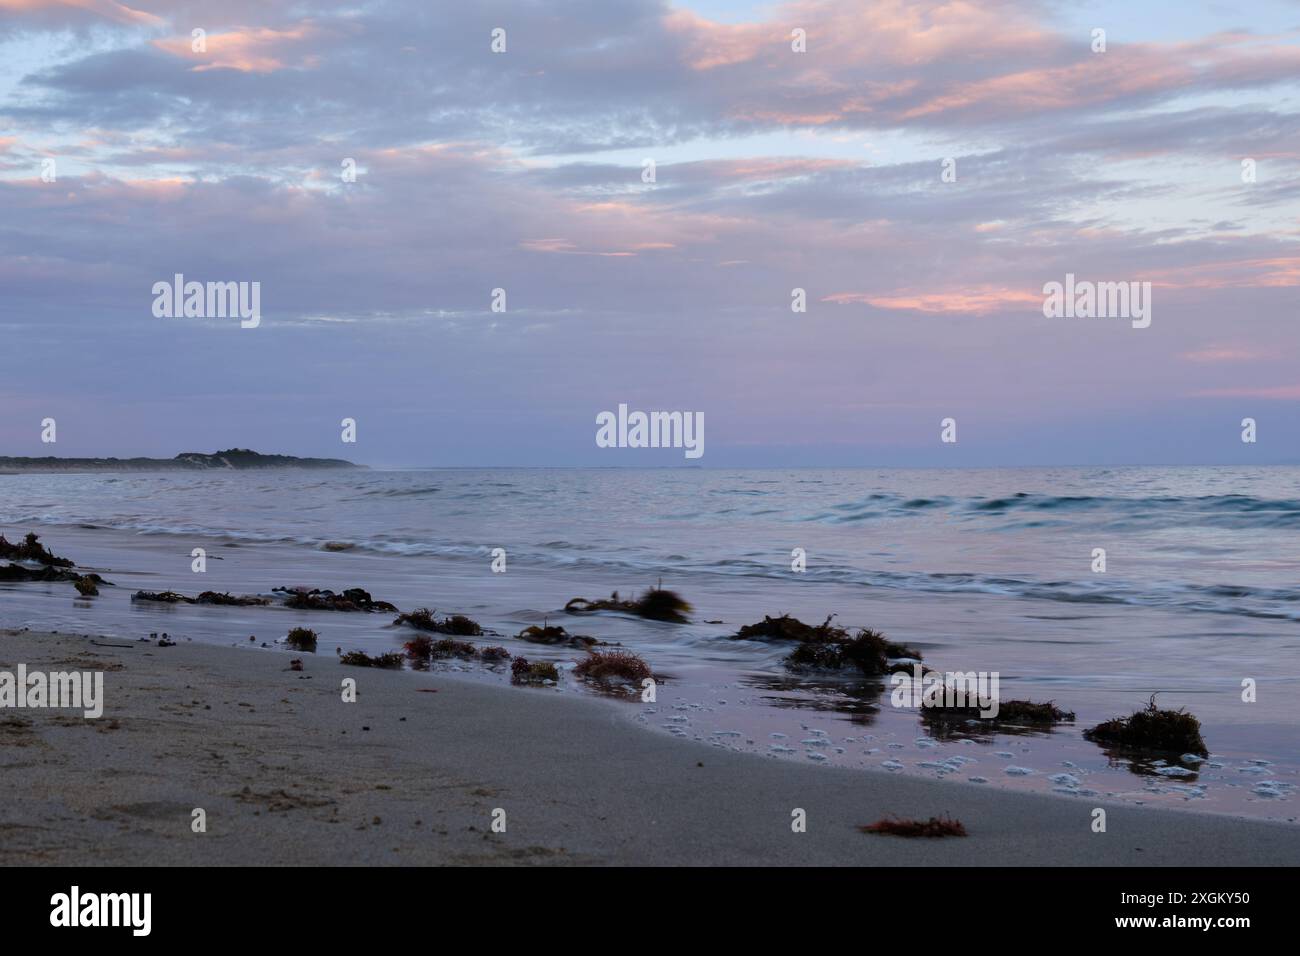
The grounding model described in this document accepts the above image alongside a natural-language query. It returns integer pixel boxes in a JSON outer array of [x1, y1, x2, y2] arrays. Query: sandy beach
[[3, 627, 1297, 867]]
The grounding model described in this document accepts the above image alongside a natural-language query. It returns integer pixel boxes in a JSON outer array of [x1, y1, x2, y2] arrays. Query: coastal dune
[[2, 628, 1298, 866]]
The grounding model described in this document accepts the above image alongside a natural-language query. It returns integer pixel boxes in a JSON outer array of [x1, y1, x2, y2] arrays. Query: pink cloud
[[0, 0, 158, 24], [153, 25, 321, 74], [667, 1, 1052, 73], [1147, 256, 1300, 290], [520, 238, 577, 254], [709, 157, 856, 179], [825, 287, 1042, 315], [899, 53, 1193, 120], [662, 9, 775, 71], [662, 2, 1300, 128]]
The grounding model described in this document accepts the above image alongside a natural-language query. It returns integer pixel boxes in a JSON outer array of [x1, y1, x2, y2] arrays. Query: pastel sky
[[2, 0, 1298, 466]]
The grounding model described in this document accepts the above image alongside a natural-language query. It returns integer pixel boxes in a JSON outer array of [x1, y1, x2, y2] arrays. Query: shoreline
[[3, 515, 1298, 823], [3, 628, 1298, 866]]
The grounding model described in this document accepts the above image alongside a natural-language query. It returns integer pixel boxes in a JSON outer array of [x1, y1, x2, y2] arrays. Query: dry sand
[[2, 627, 1297, 866]]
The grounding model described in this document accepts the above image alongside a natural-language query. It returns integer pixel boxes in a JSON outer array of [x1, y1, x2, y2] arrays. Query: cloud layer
[[2, 0, 1299, 464]]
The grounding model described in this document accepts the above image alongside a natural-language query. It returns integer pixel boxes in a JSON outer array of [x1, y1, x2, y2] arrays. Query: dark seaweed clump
[[74, 577, 99, 597], [785, 630, 920, 676], [997, 700, 1075, 723], [733, 613, 848, 643], [403, 634, 435, 666], [431, 638, 477, 659], [339, 650, 404, 669], [860, 815, 967, 838], [746, 616, 920, 677], [131, 589, 267, 606], [479, 646, 512, 663], [285, 627, 318, 652], [511, 658, 559, 684], [393, 608, 483, 636], [516, 623, 597, 647], [197, 591, 271, 606], [0, 532, 73, 567], [565, 588, 692, 623], [133, 590, 193, 603], [404, 635, 482, 669], [923, 699, 1075, 725], [1083, 695, 1208, 756], [573, 649, 652, 684], [275, 587, 398, 613], [1, 564, 108, 585]]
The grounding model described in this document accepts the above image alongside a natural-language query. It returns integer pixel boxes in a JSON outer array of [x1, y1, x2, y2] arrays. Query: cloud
[[826, 288, 1043, 315], [3, 0, 1300, 463], [8, 0, 1298, 158], [152, 24, 323, 74], [0, 0, 160, 27]]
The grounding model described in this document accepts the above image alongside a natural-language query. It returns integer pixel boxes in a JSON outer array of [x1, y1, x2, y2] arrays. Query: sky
[[1, 0, 1298, 467]]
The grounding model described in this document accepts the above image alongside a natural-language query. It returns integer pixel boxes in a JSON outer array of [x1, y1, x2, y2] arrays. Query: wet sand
[[2, 627, 1298, 866], [5, 519, 1298, 820]]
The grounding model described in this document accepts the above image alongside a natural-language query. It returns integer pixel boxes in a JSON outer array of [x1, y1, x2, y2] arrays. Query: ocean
[[2, 465, 1297, 819]]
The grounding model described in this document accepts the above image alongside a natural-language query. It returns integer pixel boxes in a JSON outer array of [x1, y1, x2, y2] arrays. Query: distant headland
[[0, 448, 362, 473]]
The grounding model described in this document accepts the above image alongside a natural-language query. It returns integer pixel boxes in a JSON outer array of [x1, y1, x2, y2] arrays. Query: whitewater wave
[[806, 492, 1300, 528], [8, 510, 1298, 622], [5, 468, 1299, 623]]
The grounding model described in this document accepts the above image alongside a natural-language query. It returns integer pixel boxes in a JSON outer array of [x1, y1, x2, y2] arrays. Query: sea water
[[2, 465, 1297, 819]]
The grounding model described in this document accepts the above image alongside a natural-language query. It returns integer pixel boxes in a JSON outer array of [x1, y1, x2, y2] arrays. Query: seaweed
[[479, 646, 512, 663], [923, 699, 1075, 725], [403, 634, 434, 667], [393, 607, 484, 636], [997, 700, 1075, 723], [132, 590, 194, 603], [1083, 694, 1208, 756], [274, 586, 398, 613], [2, 564, 109, 585], [733, 613, 849, 643], [430, 638, 477, 659], [404, 633, 485, 667], [516, 623, 597, 647], [784, 627, 921, 677], [573, 649, 652, 683], [196, 591, 271, 607], [285, 627, 318, 652], [131, 589, 267, 605], [74, 577, 99, 597], [784, 641, 847, 670], [396, 608, 440, 630], [859, 815, 967, 838], [0, 563, 56, 582], [339, 650, 404, 669], [0, 532, 73, 567], [565, 587, 692, 623], [510, 658, 559, 684]]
